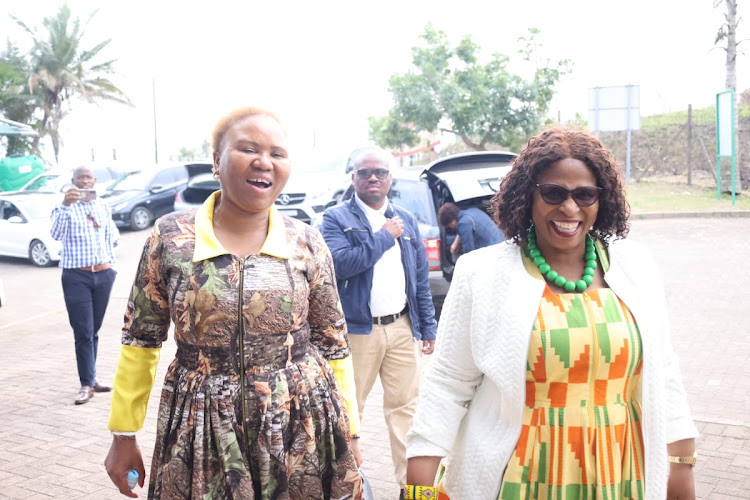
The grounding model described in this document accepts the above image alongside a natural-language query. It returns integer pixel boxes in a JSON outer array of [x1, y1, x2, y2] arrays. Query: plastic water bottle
[[127, 469, 139, 490]]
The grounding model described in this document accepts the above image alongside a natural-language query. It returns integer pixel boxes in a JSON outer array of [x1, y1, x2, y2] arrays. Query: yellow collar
[[192, 191, 291, 262]]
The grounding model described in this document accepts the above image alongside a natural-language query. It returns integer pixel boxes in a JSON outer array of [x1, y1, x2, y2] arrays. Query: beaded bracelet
[[401, 485, 438, 499]]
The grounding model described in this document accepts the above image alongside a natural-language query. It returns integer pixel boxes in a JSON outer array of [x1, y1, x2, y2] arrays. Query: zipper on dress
[[238, 258, 250, 449]]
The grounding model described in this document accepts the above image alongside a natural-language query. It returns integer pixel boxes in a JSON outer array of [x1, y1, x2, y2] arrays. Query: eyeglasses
[[86, 213, 100, 230], [536, 183, 603, 207], [355, 168, 390, 180]]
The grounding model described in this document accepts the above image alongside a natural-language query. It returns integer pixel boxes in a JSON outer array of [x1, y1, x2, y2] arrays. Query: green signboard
[[715, 89, 737, 206]]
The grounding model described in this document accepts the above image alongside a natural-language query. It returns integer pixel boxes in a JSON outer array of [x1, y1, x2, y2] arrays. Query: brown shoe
[[93, 380, 112, 393], [75, 386, 94, 405]]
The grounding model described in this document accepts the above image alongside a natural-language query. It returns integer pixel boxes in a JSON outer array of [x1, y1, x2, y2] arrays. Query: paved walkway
[[0, 216, 748, 499]]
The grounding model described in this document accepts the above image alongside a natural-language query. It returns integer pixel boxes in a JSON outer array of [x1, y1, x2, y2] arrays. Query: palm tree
[[0, 41, 37, 156], [12, 4, 131, 162]]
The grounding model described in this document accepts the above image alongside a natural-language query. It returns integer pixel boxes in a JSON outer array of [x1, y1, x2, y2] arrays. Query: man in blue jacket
[[321, 146, 437, 491]]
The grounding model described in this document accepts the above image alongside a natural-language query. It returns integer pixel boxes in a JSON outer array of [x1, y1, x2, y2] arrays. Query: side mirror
[[150, 184, 164, 193], [8, 215, 24, 223]]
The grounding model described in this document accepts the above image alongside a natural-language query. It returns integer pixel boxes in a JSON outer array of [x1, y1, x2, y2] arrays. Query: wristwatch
[[668, 454, 697, 467]]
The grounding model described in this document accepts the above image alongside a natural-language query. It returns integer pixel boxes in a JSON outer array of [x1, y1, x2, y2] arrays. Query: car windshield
[[108, 170, 149, 191], [22, 174, 68, 192], [389, 178, 436, 226], [93, 168, 116, 183]]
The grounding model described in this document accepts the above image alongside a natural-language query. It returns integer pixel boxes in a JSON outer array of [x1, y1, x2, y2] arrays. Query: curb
[[630, 210, 750, 219]]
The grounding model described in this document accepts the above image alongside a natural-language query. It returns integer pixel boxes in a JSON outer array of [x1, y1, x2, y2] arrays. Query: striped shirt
[[50, 199, 117, 269]]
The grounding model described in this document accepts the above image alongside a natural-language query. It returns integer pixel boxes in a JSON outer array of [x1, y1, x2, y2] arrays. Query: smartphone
[[80, 189, 97, 202]]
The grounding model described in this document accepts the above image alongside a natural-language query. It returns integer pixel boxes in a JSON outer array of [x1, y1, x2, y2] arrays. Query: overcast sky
[[0, 0, 740, 168]]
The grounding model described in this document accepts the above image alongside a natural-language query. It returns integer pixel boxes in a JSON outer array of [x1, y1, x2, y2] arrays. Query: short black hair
[[437, 202, 460, 226]]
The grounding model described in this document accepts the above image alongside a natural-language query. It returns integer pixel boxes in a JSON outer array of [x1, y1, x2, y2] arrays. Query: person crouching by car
[[437, 202, 504, 256]]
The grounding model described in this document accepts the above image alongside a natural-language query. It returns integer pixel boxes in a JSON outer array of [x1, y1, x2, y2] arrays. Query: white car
[[0, 192, 64, 266], [0, 192, 120, 267]]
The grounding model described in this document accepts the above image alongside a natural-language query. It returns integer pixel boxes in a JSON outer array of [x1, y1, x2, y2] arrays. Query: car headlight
[[113, 202, 129, 211]]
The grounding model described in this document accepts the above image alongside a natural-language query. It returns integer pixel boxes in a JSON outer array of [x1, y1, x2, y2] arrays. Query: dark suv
[[103, 162, 212, 230], [335, 151, 517, 318]]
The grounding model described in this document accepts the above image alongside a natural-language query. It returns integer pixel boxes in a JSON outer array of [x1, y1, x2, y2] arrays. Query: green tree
[[371, 25, 569, 152], [177, 147, 197, 161], [11, 4, 131, 162], [0, 42, 37, 156], [175, 139, 211, 162], [368, 112, 419, 150]]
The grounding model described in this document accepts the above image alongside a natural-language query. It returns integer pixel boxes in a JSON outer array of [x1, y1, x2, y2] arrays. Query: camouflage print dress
[[122, 209, 362, 499]]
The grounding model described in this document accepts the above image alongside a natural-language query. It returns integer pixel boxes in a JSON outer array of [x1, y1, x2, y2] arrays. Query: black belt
[[373, 305, 408, 326]]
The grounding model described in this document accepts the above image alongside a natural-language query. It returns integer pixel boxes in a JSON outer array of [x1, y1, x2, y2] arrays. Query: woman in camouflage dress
[[104, 107, 363, 499]]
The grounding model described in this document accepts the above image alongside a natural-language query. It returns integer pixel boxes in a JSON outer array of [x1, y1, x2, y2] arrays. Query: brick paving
[[0, 215, 748, 499]]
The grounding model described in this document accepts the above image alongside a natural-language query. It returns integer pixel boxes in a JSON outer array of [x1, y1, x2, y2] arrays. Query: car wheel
[[130, 206, 152, 230], [29, 240, 53, 267]]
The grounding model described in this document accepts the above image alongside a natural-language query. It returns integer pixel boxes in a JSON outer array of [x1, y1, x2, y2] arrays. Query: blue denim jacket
[[456, 206, 505, 253], [321, 198, 437, 340]]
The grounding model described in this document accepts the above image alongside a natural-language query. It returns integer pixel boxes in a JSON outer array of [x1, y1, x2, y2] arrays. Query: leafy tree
[[175, 139, 211, 162], [10, 4, 131, 162], [0, 42, 37, 156], [368, 112, 419, 150], [371, 25, 570, 152], [177, 147, 197, 161]]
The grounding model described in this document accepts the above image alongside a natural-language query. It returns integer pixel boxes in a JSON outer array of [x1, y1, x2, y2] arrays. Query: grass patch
[[641, 104, 750, 128], [626, 180, 749, 213]]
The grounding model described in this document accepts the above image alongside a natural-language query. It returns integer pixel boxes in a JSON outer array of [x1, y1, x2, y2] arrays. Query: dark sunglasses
[[355, 168, 390, 180], [536, 183, 602, 207]]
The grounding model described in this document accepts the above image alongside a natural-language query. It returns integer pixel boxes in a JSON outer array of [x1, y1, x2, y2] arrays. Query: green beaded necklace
[[527, 228, 597, 292]]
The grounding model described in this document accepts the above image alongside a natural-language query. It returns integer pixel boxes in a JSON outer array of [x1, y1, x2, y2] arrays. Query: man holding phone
[[51, 166, 118, 405], [79, 188, 97, 202]]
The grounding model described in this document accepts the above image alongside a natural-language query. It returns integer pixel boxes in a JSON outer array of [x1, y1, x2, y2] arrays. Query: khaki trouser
[[347, 314, 422, 487]]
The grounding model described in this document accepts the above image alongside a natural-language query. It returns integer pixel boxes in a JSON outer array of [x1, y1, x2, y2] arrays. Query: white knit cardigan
[[407, 239, 698, 500]]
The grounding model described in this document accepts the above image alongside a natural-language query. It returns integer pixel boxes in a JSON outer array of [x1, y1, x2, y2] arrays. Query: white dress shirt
[[354, 195, 407, 317]]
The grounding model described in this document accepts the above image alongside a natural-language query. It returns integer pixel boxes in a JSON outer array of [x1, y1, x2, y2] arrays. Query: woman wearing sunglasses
[[404, 126, 697, 499]]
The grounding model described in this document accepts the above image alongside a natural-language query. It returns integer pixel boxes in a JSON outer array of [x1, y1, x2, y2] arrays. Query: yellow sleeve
[[327, 356, 360, 436], [108, 344, 161, 432]]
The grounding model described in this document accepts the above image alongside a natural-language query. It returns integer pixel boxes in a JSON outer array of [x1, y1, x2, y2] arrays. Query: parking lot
[[0, 216, 749, 499]]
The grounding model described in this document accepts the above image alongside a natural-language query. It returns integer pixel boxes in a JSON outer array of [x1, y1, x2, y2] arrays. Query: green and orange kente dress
[[497, 251, 645, 499]]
